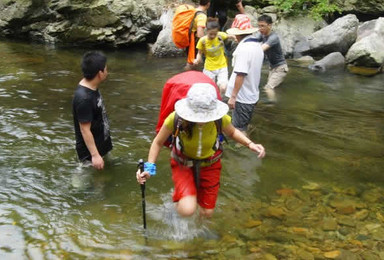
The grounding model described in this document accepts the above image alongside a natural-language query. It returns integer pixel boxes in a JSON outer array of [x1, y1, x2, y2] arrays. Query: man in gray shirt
[[255, 15, 288, 93]]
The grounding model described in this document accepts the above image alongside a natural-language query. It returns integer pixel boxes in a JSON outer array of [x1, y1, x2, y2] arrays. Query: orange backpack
[[172, 4, 203, 49]]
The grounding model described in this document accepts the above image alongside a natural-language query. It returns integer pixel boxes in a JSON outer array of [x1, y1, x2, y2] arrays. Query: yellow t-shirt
[[164, 111, 231, 159], [196, 32, 228, 71], [192, 12, 207, 33]]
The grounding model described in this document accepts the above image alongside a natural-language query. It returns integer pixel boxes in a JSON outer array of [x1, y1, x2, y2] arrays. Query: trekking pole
[[137, 159, 146, 230]]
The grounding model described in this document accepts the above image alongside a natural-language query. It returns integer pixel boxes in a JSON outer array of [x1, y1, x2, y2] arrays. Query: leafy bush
[[269, 0, 341, 20]]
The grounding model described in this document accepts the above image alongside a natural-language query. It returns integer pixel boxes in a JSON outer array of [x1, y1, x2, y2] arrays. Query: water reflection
[[0, 39, 383, 258]]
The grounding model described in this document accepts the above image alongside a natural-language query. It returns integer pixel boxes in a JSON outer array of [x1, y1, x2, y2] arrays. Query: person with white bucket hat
[[137, 83, 265, 218], [226, 14, 264, 134]]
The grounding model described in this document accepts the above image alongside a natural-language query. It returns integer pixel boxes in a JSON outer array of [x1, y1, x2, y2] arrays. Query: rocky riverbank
[[0, 0, 170, 47], [0, 0, 383, 74], [152, 6, 384, 75]]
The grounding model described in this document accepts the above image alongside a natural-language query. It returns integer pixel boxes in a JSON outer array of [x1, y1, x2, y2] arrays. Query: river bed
[[0, 40, 383, 259]]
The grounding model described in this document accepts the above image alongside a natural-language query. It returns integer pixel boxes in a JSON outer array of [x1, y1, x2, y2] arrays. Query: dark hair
[[258, 14, 273, 24], [182, 120, 195, 139], [199, 0, 210, 6], [81, 51, 107, 80], [206, 17, 220, 30]]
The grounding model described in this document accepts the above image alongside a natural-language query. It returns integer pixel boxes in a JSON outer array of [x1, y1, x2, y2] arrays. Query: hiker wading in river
[[136, 83, 265, 218]]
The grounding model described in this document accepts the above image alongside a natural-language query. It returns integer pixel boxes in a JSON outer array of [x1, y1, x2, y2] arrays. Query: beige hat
[[174, 83, 229, 123], [226, 14, 258, 35]]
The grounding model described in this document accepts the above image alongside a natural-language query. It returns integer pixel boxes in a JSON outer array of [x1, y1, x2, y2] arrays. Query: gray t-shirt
[[255, 32, 286, 68]]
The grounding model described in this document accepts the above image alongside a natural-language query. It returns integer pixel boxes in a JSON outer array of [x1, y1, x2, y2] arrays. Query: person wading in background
[[255, 14, 289, 100], [72, 51, 112, 170], [225, 14, 264, 135]]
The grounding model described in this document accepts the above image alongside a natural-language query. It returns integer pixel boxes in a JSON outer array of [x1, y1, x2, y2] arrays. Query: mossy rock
[[347, 65, 382, 76]]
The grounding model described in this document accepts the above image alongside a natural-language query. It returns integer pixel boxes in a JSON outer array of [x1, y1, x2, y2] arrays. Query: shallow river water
[[0, 40, 383, 259]]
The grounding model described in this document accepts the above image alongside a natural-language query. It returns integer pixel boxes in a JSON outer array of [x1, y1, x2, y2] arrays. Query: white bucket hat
[[174, 83, 229, 123], [226, 14, 258, 35]]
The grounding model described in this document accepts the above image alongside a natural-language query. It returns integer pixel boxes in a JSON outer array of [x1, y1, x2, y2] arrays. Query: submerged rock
[[244, 219, 262, 228], [347, 65, 383, 76], [293, 56, 315, 66], [322, 218, 338, 231], [263, 206, 287, 220], [361, 189, 382, 203], [360, 251, 381, 260], [323, 250, 341, 259], [354, 209, 370, 221], [223, 247, 243, 258], [337, 216, 356, 227], [302, 182, 321, 191]]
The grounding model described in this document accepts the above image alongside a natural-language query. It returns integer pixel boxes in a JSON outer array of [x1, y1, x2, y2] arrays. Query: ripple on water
[[0, 75, 18, 82], [144, 192, 219, 242], [0, 225, 25, 258]]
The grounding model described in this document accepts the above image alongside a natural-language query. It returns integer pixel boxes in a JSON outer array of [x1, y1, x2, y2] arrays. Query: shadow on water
[[0, 39, 384, 258]]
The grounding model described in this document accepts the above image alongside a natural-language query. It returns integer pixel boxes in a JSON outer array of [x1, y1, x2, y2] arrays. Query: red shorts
[[171, 158, 222, 209]]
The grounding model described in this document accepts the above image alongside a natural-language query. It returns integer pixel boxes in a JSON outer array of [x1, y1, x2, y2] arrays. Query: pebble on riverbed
[[194, 182, 384, 259]]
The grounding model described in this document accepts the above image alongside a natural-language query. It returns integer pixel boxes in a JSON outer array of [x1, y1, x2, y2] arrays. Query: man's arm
[[196, 26, 205, 38], [79, 122, 104, 170], [261, 43, 270, 51], [261, 33, 278, 51], [228, 73, 245, 109], [236, 0, 245, 14], [195, 13, 207, 39], [193, 49, 204, 65]]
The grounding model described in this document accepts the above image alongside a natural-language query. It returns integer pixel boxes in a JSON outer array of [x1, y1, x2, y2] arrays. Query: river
[[0, 39, 383, 259]]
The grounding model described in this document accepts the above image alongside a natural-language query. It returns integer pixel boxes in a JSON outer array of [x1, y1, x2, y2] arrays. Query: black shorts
[[232, 102, 256, 131]]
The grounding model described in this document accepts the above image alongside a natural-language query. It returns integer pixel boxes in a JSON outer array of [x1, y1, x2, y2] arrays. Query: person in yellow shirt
[[193, 18, 235, 94], [137, 83, 265, 219]]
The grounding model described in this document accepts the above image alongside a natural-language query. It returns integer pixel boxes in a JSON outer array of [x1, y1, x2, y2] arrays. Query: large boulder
[[0, 0, 35, 35], [346, 18, 384, 68], [304, 14, 359, 56], [151, 9, 184, 57], [238, 6, 326, 58], [0, 0, 166, 47], [308, 52, 345, 72], [334, 0, 384, 16], [273, 16, 327, 58]]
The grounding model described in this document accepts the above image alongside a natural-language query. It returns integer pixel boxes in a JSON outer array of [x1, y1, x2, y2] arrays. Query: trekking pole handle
[[138, 159, 144, 174], [138, 159, 145, 187]]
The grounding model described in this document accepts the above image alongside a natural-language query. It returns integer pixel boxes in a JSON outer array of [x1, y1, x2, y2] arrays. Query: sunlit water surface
[[0, 40, 383, 259]]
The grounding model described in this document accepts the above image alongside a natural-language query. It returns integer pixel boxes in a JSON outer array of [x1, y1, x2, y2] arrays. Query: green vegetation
[[269, 0, 341, 20]]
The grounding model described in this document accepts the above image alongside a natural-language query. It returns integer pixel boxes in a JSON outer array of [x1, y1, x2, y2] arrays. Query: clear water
[[0, 40, 383, 259]]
